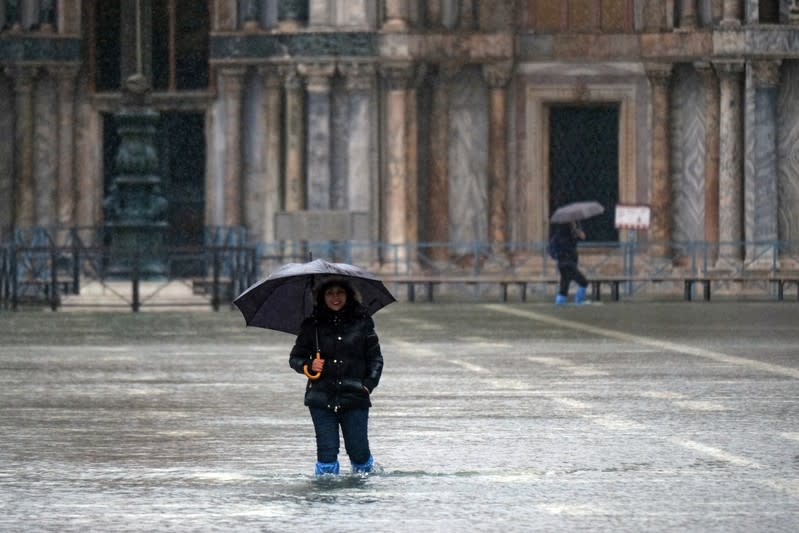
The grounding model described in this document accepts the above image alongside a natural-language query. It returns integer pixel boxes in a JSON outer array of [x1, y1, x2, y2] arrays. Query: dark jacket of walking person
[[289, 279, 384, 476], [552, 221, 589, 304]]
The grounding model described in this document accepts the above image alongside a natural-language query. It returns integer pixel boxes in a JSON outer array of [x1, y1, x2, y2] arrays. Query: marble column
[[750, 60, 781, 262], [299, 63, 336, 210], [340, 63, 375, 212], [214, 0, 238, 31], [219, 67, 245, 227], [380, 63, 414, 263], [715, 61, 744, 259], [341, 62, 375, 261], [242, 0, 261, 30], [52, 66, 78, 230], [9, 67, 36, 228], [309, 0, 332, 26], [426, 0, 443, 27], [58, 0, 82, 34], [646, 64, 673, 258], [721, 0, 741, 26], [405, 65, 424, 252], [697, 63, 720, 262], [383, 0, 408, 31], [281, 65, 306, 212], [259, 66, 283, 242], [427, 64, 457, 261], [679, 0, 698, 28], [278, 0, 306, 30], [458, 0, 476, 30], [483, 62, 513, 251]]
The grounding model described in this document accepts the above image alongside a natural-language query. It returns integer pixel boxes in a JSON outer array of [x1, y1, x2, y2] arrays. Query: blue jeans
[[309, 407, 371, 465]]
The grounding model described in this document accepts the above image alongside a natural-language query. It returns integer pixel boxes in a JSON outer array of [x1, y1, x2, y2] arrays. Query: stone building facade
[[1, 0, 799, 270]]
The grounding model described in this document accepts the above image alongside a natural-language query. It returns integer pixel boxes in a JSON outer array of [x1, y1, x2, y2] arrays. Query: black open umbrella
[[233, 258, 396, 336]]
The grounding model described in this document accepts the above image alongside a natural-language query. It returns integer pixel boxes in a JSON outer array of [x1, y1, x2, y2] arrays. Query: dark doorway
[[103, 112, 206, 276], [549, 105, 619, 242]]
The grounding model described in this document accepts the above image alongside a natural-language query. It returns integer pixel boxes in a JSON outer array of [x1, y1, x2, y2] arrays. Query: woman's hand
[[311, 358, 325, 372]]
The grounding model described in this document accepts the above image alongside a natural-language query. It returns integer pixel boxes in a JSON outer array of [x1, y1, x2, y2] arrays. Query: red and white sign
[[614, 205, 650, 230]]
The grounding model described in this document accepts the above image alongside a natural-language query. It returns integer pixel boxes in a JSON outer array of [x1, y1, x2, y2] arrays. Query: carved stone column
[[380, 63, 414, 264], [309, 0, 332, 26], [750, 60, 781, 262], [213, 0, 237, 30], [299, 63, 336, 210], [383, 0, 408, 31], [219, 67, 245, 226], [679, 0, 697, 28], [646, 64, 673, 258], [426, 0, 443, 28], [458, 0, 476, 30], [790, 0, 799, 23], [340, 62, 376, 261], [715, 61, 744, 259], [258, 66, 283, 242], [696, 63, 720, 262], [425, 65, 456, 261], [281, 65, 306, 212], [340, 62, 375, 212], [721, 0, 741, 27], [51, 66, 78, 230], [58, 0, 82, 34], [483, 61, 513, 252], [278, 0, 307, 31], [9, 67, 36, 228], [405, 65, 425, 255], [242, 0, 261, 31]]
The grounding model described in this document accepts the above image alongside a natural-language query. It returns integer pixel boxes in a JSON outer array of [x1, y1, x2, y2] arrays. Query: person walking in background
[[289, 278, 384, 476], [552, 221, 589, 304]]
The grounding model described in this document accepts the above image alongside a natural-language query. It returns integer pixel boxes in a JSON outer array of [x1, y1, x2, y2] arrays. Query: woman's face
[[324, 286, 347, 312]]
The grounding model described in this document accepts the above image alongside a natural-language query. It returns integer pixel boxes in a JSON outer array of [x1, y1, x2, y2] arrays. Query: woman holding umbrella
[[288, 278, 384, 476]]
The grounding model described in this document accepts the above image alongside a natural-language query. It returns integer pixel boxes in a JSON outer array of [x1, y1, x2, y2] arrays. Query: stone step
[[59, 280, 216, 311]]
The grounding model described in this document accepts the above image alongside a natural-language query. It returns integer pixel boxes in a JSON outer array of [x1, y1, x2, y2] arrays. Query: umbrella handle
[[303, 350, 322, 380]]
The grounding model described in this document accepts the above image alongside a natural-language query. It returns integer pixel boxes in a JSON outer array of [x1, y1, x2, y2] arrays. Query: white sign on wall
[[614, 204, 650, 230]]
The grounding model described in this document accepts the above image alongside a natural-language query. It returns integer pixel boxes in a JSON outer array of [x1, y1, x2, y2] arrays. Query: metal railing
[[4, 232, 799, 310]]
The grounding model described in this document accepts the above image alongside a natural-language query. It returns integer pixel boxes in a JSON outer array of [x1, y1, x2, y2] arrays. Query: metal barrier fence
[[0, 241, 257, 312], [3, 232, 799, 310]]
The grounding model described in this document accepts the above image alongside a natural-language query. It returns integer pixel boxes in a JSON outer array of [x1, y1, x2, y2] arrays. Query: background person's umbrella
[[233, 258, 396, 336], [550, 201, 605, 223]]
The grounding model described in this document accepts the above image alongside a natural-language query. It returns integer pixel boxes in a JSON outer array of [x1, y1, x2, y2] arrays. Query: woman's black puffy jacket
[[289, 310, 383, 411]]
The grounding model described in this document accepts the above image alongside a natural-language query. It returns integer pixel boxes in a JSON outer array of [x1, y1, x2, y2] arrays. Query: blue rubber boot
[[351, 455, 374, 474], [555, 294, 568, 305], [574, 286, 587, 304], [314, 460, 340, 476]]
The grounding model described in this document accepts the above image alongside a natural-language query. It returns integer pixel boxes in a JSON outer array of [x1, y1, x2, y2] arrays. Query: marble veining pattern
[[670, 65, 706, 243], [777, 61, 799, 242], [448, 69, 488, 246]]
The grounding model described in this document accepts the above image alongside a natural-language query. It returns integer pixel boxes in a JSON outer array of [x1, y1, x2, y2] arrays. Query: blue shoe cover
[[555, 294, 567, 305], [575, 286, 587, 304], [315, 461, 340, 476], [351, 455, 374, 474]]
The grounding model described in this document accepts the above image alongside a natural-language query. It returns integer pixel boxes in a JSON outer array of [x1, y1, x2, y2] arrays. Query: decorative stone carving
[[339, 62, 376, 91], [482, 61, 513, 89]]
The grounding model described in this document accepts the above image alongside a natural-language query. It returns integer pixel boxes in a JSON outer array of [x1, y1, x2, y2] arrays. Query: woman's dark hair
[[314, 278, 364, 317]]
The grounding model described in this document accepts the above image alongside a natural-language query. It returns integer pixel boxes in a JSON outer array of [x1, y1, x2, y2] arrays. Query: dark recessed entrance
[[549, 105, 619, 242], [103, 112, 205, 276]]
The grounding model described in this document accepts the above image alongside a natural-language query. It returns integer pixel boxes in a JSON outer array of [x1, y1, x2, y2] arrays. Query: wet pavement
[[1, 302, 799, 532]]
